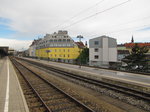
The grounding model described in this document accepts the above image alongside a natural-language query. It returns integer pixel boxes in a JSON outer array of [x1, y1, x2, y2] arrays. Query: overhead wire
[[62, 0, 132, 29], [49, 0, 105, 31], [110, 15, 150, 28], [87, 23, 150, 38], [83, 15, 150, 37]]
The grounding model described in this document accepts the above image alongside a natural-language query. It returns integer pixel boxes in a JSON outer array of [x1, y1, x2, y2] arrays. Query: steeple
[[85, 41, 87, 47], [131, 35, 134, 43]]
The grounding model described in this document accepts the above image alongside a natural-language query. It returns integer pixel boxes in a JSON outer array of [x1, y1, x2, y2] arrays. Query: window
[[64, 36, 68, 38], [94, 41, 99, 45], [67, 39, 70, 42], [94, 48, 98, 52], [68, 54, 70, 57], [64, 54, 65, 57], [94, 55, 99, 59], [68, 49, 70, 52], [55, 49, 57, 52]]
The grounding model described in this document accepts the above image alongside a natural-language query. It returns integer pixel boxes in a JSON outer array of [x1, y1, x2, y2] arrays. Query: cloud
[[137, 27, 150, 31], [0, 38, 32, 50], [0, 0, 150, 50]]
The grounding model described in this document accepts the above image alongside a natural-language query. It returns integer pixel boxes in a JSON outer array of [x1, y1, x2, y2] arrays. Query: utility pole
[[77, 35, 83, 68]]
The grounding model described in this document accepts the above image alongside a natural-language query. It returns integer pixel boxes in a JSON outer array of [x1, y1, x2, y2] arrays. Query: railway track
[[11, 58, 95, 112], [17, 58, 150, 102]]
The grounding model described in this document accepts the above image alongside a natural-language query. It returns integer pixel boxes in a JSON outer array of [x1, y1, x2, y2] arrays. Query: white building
[[29, 39, 39, 57], [89, 35, 117, 67]]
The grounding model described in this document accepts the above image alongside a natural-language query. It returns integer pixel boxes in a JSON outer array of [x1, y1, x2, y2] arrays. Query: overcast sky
[[0, 0, 150, 50]]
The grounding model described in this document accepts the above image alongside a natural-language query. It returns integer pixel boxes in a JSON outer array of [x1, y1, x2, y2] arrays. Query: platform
[[22, 57, 150, 90], [0, 57, 29, 112]]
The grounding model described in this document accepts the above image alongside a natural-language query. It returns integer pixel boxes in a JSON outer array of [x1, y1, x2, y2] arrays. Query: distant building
[[125, 42, 150, 49], [125, 42, 150, 60], [131, 35, 134, 43], [117, 44, 126, 50], [23, 49, 29, 57], [117, 36, 150, 61], [117, 44, 129, 61], [89, 35, 117, 67], [8, 48, 15, 55], [29, 39, 40, 57], [35, 30, 85, 63], [117, 50, 130, 61], [0, 46, 9, 58]]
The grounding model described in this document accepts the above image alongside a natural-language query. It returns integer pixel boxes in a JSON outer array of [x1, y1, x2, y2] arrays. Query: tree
[[77, 48, 89, 64], [122, 44, 149, 71]]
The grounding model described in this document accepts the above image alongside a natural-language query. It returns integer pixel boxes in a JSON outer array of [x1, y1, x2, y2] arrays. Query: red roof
[[125, 43, 150, 48], [75, 42, 85, 48]]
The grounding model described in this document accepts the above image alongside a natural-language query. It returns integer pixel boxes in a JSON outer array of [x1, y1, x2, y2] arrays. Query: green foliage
[[122, 44, 149, 71], [77, 48, 89, 64]]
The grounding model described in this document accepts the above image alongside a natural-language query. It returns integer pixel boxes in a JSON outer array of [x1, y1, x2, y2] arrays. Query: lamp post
[[77, 35, 83, 68]]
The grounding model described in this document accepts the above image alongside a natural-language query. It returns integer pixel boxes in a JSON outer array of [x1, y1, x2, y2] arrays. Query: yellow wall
[[36, 46, 81, 59]]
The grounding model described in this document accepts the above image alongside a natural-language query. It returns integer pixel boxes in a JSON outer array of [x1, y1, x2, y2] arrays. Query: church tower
[[85, 41, 87, 47], [131, 35, 134, 43]]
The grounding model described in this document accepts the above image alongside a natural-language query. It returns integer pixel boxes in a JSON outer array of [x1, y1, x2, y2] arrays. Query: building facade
[[35, 30, 84, 63], [29, 39, 39, 57], [125, 42, 150, 60], [89, 35, 117, 67], [117, 50, 130, 61], [117, 44, 130, 61]]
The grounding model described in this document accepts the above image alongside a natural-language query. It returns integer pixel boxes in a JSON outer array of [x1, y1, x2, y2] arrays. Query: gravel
[[53, 72, 150, 111]]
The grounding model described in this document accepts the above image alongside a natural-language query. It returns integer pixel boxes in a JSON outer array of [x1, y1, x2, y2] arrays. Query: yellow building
[[35, 30, 85, 63]]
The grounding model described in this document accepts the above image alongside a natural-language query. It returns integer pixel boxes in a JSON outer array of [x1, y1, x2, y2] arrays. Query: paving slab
[[0, 57, 29, 112]]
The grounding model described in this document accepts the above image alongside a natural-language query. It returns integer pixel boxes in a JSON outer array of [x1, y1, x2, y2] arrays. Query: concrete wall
[[102, 38, 108, 64], [89, 36, 117, 67], [109, 48, 117, 62]]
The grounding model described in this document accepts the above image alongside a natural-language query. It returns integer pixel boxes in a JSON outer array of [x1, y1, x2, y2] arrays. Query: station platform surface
[[0, 57, 29, 112], [22, 57, 150, 88]]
